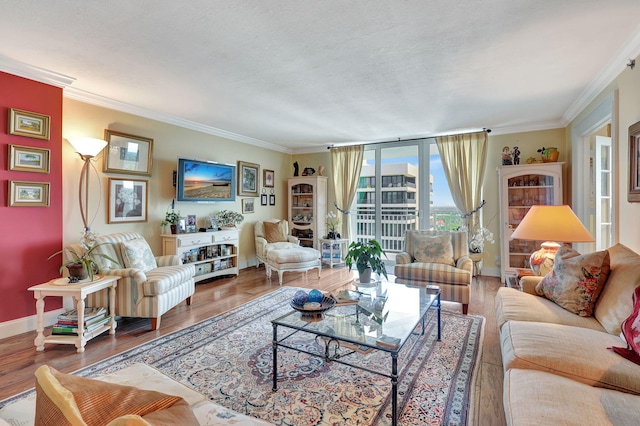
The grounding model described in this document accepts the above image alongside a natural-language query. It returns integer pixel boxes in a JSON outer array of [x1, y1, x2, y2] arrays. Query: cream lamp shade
[[67, 137, 107, 157], [510, 205, 593, 276]]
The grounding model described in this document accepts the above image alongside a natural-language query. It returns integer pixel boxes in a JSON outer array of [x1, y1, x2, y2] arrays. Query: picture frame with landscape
[[8, 108, 50, 140], [238, 161, 260, 196], [242, 198, 255, 213], [8, 180, 50, 207], [104, 130, 153, 176], [8, 144, 50, 173], [107, 178, 148, 223]]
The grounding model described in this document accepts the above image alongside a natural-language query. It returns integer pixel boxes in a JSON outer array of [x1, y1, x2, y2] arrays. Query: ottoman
[[266, 247, 322, 285]]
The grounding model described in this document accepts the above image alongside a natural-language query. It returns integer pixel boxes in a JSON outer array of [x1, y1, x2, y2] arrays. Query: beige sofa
[[495, 243, 640, 425], [0, 363, 272, 425]]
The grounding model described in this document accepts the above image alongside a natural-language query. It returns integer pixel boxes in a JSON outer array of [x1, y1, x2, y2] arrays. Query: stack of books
[[52, 307, 109, 335]]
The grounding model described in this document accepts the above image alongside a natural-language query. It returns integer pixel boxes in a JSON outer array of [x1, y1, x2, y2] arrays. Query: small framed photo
[[209, 216, 218, 230], [178, 218, 186, 233], [263, 169, 275, 188], [8, 180, 50, 207], [8, 144, 50, 173], [186, 214, 197, 233], [104, 130, 154, 176], [242, 198, 255, 214], [269, 194, 276, 206], [8, 108, 50, 140], [108, 178, 148, 223], [238, 161, 259, 196], [261, 193, 268, 206]]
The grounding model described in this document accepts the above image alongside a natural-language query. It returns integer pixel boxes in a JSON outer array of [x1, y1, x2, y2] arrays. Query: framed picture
[[8, 144, 50, 173], [104, 130, 153, 176], [8, 180, 50, 207], [242, 198, 255, 214], [629, 121, 640, 202], [261, 193, 268, 206], [237, 161, 259, 196], [107, 178, 148, 223], [8, 108, 50, 140], [186, 214, 197, 233], [263, 169, 275, 188], [209, 216, 218, 230], [269, 194, 276, 206]]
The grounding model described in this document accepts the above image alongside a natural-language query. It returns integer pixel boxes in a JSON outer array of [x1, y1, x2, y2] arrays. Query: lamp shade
[[510, 205, 593, 242], [67, 137, 107, 157]]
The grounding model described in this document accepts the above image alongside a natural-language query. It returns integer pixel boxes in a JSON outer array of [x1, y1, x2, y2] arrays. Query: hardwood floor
[[0, 266, 505, 425]]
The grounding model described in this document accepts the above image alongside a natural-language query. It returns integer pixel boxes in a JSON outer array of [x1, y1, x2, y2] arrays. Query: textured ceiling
[[1, 0, 640, 152]]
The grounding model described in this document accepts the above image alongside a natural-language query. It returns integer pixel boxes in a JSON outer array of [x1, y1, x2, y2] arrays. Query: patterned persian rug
[[9, 287, 484, 425]]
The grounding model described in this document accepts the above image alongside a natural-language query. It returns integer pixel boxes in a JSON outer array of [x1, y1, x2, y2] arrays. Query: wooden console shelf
[[161, 230, 239, 282]]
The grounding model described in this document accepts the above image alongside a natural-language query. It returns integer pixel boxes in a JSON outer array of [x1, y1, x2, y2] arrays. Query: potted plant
[[325, 211, 341, 239], [537, 146, 559, 162], [48, 231, 120, 282], [345, 239, 388, 283], [161, 209, 181, 234], [213, 210, 244, 229]]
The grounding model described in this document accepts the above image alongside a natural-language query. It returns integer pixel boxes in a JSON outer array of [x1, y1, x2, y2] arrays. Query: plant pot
[[327, 231, 335, 239], [170, 224, 178, 234], [359, 267, 372, 284], [541, 149, 559, 162], [66, 263, 88, 281]]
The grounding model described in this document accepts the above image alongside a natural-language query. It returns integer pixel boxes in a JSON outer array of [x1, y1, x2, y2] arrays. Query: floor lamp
[[510, 205, 593, 276], [67, 137, 107, 232]]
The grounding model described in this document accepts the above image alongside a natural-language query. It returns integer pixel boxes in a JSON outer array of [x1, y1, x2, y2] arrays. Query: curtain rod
[[327, 128, 491, 149]]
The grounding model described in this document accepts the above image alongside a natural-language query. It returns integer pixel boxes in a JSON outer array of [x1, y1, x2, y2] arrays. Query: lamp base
[[529, 241, 560, 276]]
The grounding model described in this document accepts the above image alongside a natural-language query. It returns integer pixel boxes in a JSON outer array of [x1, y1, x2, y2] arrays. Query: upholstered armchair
[[64, 232, 195, 330], [394, 230, 473, 314], [254, 219, 300, 266]]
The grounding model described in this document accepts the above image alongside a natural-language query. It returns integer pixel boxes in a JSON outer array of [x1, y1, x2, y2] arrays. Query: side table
[[320, 238, 349, 268], [28, 275, 119, 353]]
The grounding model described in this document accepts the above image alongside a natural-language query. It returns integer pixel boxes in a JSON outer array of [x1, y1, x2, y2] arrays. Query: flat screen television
[[176, 157, 236, 202]]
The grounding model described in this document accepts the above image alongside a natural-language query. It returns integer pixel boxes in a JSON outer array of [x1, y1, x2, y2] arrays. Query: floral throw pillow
[[120, 238, 158, 272], [535, 247, 610, 317], [412, 234, 454, 266], [609, 285, 640, 365]]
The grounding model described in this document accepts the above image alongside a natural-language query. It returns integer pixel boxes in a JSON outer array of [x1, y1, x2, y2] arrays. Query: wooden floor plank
[[0, 266, 506, 425]]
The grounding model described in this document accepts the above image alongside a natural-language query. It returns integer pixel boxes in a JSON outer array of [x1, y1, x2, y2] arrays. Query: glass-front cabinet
[[288, 176, 327, 248], [498, 162, 563, 279]]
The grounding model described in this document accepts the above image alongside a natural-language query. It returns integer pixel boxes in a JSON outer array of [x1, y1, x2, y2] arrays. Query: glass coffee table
[[271, 282, 441, 426]]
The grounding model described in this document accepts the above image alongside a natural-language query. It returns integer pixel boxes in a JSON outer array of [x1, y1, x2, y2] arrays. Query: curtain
[[436, 131, 488, 233], [331, 145, 364, 240]]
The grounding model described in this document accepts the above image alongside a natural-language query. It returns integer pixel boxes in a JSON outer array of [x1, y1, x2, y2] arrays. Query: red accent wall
[[0, 71, 63, 321]]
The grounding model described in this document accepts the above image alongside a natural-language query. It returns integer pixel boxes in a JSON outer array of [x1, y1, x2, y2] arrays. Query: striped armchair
[[64, 232, 195, 330], [394, 230, 473, 314]]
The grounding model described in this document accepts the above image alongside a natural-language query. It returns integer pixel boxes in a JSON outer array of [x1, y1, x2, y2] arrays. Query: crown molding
[[563, 28, 640, 124], [0, 55, 75, 88], [489, 120, 565, 136], [63, 87, 293, 154]]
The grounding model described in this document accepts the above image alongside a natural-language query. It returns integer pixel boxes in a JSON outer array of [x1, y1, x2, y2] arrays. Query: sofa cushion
[[34, 365, 198, 426], [120, 238, 158, 272], [595, 243, 640, 335], [500, 320, 640, 395], [494, 287, 605, 331], [263, 220, 288, 243], [142, 265, 196, 296], [535, 247, 610, 317], [504, 369, 640, 426], [412, 233, 454, 265]]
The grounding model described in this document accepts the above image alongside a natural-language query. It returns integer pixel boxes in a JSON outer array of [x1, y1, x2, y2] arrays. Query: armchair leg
[[462, 304, 468, 315], [151, 317, 160, 330], [186, 296, 192, 306]]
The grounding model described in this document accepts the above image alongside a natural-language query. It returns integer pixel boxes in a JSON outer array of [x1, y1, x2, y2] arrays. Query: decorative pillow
[[264, 220, 288, 243], [535, 247, 610, 317], [120, 238, 157, 272], [609, 285, 640, 365], [412, 234, 454, 265], [34, 365, 198, 426]]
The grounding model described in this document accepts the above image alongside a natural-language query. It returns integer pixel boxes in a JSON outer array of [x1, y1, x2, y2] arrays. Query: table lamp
[[510, 205, 594, 276]]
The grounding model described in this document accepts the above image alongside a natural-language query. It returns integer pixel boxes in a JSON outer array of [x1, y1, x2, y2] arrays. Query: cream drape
[[436, 132, 488, 231], [331, 145, 364, 240]]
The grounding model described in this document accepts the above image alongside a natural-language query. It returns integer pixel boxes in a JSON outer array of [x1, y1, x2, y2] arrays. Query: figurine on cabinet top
[[512, 146, 521, 165], [502, 146, 513, 165]]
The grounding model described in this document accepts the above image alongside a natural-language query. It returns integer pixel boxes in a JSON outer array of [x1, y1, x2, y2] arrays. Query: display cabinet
[[288, 176, 327, 248], [161, 229, 239, 282], [498, 162, 563, 279]]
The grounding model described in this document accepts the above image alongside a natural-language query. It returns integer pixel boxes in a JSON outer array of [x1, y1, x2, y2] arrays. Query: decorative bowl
[[290, 295, 335, 313]]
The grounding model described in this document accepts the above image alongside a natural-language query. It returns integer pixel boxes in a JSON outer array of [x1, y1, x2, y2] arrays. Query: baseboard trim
[[0, 308, 65, 340]]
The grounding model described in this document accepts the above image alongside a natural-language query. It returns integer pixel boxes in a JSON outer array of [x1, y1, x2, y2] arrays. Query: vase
[[66, 263, 88, 281], [541, 149, 560, 162], [530, 241, 560, 276], [327, 231, 335, 239], [170, 224, 178, 234]]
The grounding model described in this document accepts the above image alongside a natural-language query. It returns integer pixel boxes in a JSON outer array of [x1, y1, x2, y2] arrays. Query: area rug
[[3, 287, 484, 425]]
